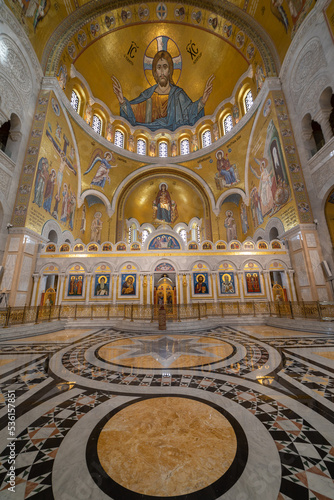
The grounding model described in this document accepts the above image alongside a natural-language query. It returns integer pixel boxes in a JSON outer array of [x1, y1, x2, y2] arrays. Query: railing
[[0, 301, 334, 328]]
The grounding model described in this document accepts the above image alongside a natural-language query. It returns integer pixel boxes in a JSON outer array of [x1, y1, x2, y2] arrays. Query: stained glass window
[[142, 230, 149, 243], [202, 130, 212, 148], [180, 229, 187, 243], [70, 90, 79, 112], [223, 114, 233, 134], [137, 139, 146, 155], [114, 129, 124, 148], [245, 90, 254, 112], [180, 138, 190, 155], [92, 115, 102, 135], [159, 141, 168, 157]]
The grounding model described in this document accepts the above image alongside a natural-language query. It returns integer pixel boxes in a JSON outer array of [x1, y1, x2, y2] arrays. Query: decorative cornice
[[281, 223, 317, 239], [8, 226, 47, 242]]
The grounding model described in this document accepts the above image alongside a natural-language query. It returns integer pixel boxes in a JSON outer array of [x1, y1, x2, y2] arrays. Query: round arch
[[115, 168, 214, 242]]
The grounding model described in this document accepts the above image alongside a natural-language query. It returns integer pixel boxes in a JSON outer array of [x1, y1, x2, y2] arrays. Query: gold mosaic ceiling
[[5, 0, 316, 116], [74, 23, 250, 117]]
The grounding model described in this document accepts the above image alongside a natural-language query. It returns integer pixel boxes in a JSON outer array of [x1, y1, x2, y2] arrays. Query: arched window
[[191, 223, 200, 243], [179, 229, 187, 243], [137, 138, 147, 155], [202, 129, 212, 148], [142, 229, 149, 243], [223, 114, 233, 134], [70, 90, 80, 112], [180, 138, 190, 155], [92, 115, 102, 135], [244, 90, 254, 112], [159, 141, 168, 157], [114, 129, 124, 148], [128, 223, 137, 243]]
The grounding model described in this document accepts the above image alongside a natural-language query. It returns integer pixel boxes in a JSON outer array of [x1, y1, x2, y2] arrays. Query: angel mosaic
[[250, 158, 275, 216], [84, 151, 117, 189]]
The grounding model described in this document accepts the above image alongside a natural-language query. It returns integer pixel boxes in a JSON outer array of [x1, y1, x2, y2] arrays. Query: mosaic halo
[[144, 36, 182, 86]]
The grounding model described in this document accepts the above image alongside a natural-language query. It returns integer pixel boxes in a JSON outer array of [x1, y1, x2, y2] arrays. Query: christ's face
[[155, 58, 170, 87]]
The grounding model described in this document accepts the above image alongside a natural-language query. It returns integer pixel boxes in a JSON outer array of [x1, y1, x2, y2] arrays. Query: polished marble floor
[[0, 323, 334, 499]]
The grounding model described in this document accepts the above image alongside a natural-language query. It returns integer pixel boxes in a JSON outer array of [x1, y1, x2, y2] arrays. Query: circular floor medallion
[[87, 396, 248, 499], [97, 334, 235, 369]]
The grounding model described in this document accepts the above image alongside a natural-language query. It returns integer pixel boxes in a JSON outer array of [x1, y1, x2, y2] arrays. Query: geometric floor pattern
[[0, 323, 333, 499]]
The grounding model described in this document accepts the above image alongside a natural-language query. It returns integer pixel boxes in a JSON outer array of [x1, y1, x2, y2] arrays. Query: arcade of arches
[[0, 1, 334, 499]]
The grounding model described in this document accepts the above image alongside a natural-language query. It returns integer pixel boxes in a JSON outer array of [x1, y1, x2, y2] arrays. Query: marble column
[[36, 276, 47, 307], [30, 274, 39, 307], [301, 128, 316, 160], [314, 108, 333, 143], [112, 273, 117, 304], [57, 274, 66, 305], [237, 271, 244, 302], [186, 273, 191, 304], [263, 271, 273, 301], [287, 270, 297, 301], [212, 272, 218, 302], [85, 274, 92, 304], [139, 274, 144, 305], [182, 273, 190, 304], [142, 275, 148, 305]]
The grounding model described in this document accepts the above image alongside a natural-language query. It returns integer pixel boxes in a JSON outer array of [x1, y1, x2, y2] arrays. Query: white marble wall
[[0, 2, 42, 263], [281, 0, 334, 278]]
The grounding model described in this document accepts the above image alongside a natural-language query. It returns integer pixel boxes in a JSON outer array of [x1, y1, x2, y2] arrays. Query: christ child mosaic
[[121, 274, 136, 295]]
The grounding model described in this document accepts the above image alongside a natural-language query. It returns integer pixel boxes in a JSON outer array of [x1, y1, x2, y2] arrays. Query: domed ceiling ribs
[[42, 0, 279, 78]]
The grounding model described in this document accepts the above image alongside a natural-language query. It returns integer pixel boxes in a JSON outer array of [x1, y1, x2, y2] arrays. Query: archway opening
[[48, 230, 58, 243], [329, 93, 334, 136], [0, 121, 10, 153], [269, 227, 279, 241], [311, 120, 325, 152]]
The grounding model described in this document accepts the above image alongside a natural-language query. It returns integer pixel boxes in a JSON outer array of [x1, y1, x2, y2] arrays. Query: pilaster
[[0, 230, 41, 306], [57, 274, 66, 305], [263, 270, 273, 301], [85, 274, 92, 304], [237, 271, 244, 302], [283, 224, 332, 301], [212, 272, 218, 302]]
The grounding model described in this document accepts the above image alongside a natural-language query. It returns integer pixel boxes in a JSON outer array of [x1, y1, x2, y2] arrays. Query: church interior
[[0, 0, 334, 498]]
